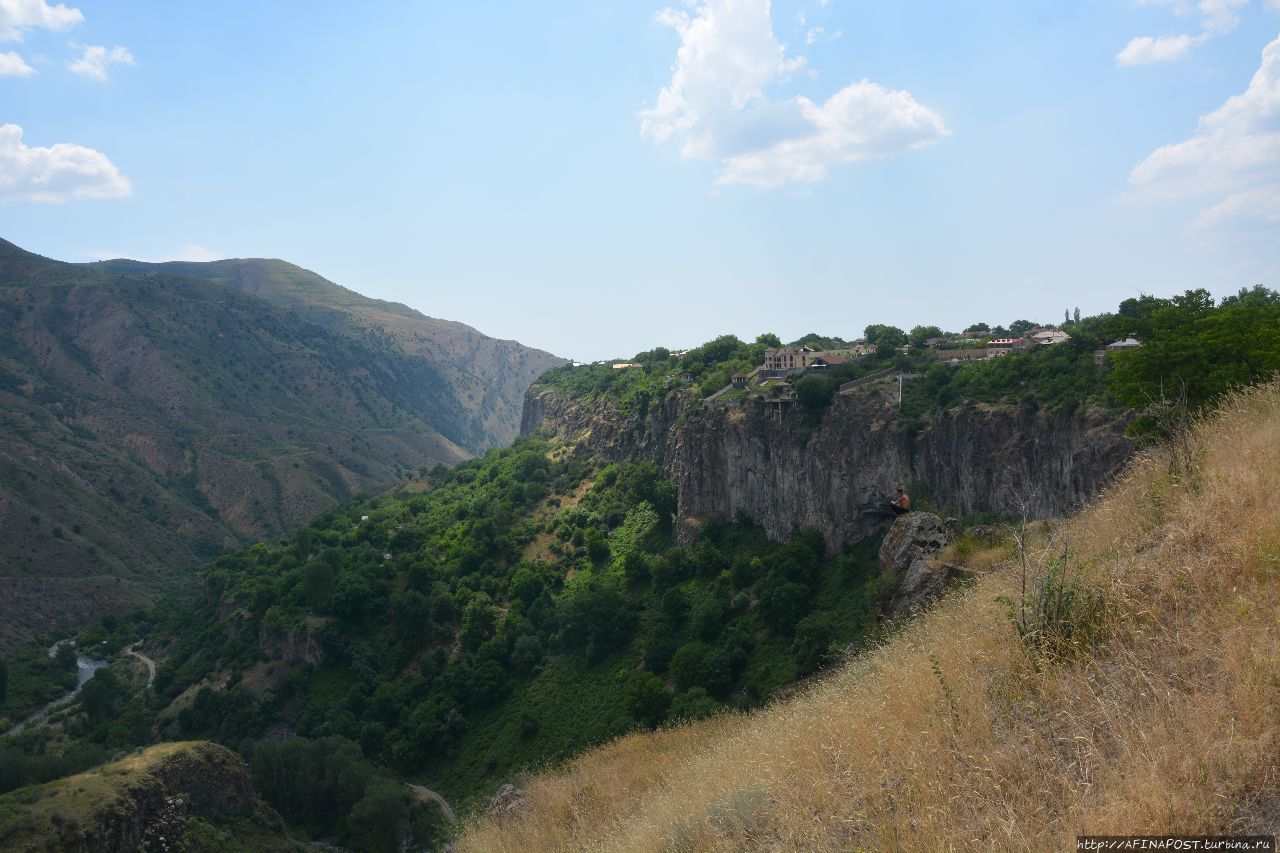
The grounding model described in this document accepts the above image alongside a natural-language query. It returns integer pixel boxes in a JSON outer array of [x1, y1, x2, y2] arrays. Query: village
[[646, 326, 1144, 409]]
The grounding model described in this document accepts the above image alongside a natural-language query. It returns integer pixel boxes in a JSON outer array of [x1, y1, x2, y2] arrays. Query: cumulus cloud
[[1120, 0, 1254, 65], [0, 47, 33, 74], [1116, 33, 1200, 65], [641, 0, 947, 188], [0, 123, 131, 203], [0, 0, 82, 41], [1129, 34, 1280, 233], [1134, 0, 1249, 32], [67, 43, 133, 79]]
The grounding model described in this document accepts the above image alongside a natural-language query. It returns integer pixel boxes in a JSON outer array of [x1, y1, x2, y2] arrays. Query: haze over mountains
[[0, 239, 564, 650]]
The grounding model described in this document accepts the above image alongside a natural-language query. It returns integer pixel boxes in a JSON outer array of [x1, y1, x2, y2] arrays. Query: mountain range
[[0, 239, 563, 650]]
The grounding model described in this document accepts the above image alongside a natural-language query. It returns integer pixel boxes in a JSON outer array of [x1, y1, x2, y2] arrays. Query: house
[[923, 337, 946, 348], [1094, 338, 1143, 366], [936, 347, 989, 363], [760, 347, 819, 377], [1031, 329, 1071, 346], [985, 338, 1030, 356], [612, 362, 642, 370], [806, 354, 847, 371], [731, 372, 750, 389]]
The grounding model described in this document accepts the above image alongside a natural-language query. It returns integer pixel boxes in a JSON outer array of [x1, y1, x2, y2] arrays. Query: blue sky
[[1, 0, 1277, 361]]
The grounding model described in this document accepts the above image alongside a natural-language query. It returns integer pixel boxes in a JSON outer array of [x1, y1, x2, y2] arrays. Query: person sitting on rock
[[888, 487, 911, 516]]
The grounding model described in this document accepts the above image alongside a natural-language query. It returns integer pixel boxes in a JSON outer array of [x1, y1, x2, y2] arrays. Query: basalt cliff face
[[522, 382, 1134, 551]]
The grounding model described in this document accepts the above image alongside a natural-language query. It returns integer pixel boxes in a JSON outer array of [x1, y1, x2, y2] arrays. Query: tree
[[754, 332, 782, 348], [669, 687, 719, 720], [965, 322, 990, 335], [909, 325, 945, 347], [1008, 319, 1036, 337], [863, 324, 907, 349], [793, 374, 837, 409], [1073, 307, 1081, 323], [346, 778, 410, 852], [79, 668, 124, 723], [1107, 288, 1280, 423], [621, 670, 671, 727], [0, 658, 7, 705], [303, 559, 335, 608]]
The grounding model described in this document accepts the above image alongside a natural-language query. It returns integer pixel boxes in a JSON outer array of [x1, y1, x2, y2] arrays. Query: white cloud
[[0, 47, 33, 74], [0, 0, 82, 41], [1129, 34, 1280, 234], [0, 123, 131, 203], [1121, 0, 1254, 65], [641, 0, 947, 188], [1116, 33, 1200, 65], [805, 25, 841, 45], [67, 43, 133, 80]]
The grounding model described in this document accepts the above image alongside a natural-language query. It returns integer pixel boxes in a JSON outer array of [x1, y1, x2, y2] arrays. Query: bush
[[669, 687, 720, 721]]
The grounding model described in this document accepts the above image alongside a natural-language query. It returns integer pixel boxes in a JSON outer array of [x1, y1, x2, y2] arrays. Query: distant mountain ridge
[[0, 238, 564, 650]]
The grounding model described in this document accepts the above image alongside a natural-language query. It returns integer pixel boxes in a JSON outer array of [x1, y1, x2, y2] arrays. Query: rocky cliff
[[521, 381, 1134, 551]]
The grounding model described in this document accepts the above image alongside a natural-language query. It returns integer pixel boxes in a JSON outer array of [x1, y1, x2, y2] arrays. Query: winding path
[[125, 642, 156, 689], [406, 783, 456, 824]]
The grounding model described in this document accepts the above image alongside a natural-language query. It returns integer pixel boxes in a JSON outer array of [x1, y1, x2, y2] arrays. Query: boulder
[[878, 512, 966, 615], [487, 783, 528, 820]]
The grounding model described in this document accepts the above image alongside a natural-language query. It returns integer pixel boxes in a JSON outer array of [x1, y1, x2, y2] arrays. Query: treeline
[[537, 285, 1280, 435]]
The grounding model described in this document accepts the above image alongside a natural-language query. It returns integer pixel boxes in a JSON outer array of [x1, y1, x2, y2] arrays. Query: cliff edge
[[522, 381, 1133, 550]]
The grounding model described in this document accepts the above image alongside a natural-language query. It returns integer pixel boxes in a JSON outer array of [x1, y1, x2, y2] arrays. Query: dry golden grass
[[458, 381, 1280, 853]]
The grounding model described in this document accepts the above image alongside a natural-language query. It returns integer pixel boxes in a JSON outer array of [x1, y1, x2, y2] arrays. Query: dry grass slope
[[458, 380, 1280, 852]]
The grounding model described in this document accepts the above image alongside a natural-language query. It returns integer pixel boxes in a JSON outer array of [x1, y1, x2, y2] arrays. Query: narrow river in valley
[[4, 641, 108, 737]]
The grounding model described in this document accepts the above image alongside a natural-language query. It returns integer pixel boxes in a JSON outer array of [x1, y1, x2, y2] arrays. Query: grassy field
[[457, 379, 1280, 851]]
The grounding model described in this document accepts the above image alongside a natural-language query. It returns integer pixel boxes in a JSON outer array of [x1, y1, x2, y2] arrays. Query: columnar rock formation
[[522, 382, 1133, 552]]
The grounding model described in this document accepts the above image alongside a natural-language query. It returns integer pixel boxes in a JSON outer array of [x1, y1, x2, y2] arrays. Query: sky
[[1, 0, 1277, 361]]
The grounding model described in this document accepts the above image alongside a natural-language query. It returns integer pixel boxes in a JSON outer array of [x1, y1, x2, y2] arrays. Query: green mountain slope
[[0, 239, 564, 650]]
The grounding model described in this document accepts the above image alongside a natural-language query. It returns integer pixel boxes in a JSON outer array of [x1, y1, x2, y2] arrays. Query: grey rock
[[488, 783, 527, 820], [522, 385, 1132, 554]]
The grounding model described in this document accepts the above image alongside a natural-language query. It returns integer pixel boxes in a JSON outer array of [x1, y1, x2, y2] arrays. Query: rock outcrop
[[522, 383, 1133, 553], [877, 512, 971, 614], [0, 741, 286, 853]]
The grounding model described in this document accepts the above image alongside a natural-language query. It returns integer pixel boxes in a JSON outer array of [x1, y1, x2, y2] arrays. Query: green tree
[[79, 668, 124, 724], [863, 324, 907, 350], [303, 559, 335, 608], [621, 670, 671, 727], [0, 657, 7, 705], [669, 687, 719, 720], [793, 374, 837, 409], [346, 778, 409, 852], [1107, 288, 1280, 419], [909, 325, 945, 347]]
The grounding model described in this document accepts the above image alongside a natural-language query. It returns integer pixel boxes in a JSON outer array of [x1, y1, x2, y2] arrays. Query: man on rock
[[889, 487, 911, 516]]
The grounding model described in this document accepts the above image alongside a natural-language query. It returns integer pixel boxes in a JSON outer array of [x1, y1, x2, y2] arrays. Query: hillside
[[0, 741, 295, 851], [0, 238, 563, 649], [457, 380, 1280, 851]]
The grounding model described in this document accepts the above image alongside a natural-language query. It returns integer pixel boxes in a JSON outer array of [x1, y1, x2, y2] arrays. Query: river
[[3, 640, 109, 738]]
